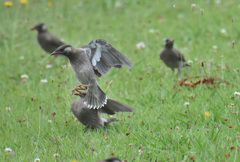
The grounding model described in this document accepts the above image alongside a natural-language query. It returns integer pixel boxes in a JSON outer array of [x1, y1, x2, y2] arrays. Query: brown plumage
[[159, 38, 190, 78], [71, 94, 134, 129], [31, 23, 64, 53]]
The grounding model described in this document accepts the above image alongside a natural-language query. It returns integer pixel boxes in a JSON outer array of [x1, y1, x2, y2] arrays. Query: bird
[[159, 38, 190, 78], [71, 93, 134, 129], [51, 39, 132, 109], [31, 23, 65, 53], [97, 157, 122, 162]]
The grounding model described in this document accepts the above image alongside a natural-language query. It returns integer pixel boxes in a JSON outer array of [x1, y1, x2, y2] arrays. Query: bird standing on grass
[[71, 93, 134, 129], [31, 23, 65, 53], [159, 38, 190, 78], [51, 39, 132, 109]]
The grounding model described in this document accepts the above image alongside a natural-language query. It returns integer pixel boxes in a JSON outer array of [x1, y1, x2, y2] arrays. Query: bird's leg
[[71, 84, 90, 95], [177, 67, 182, 79], [171, 68, 175, 78]]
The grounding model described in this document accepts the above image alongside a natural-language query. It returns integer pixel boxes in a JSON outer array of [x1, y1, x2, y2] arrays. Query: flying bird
[[52, 40, 132, 109], [31, 23, 64, 53], [159, 38, 190, 78], [71, 93, 134, 129]]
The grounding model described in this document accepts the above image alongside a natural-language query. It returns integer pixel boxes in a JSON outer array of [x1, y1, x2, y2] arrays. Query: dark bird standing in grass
[[71, 93, 134, 129], [31, 23, 64, 53], [159, 38, 190, 78], [52, 39, 132, 109]]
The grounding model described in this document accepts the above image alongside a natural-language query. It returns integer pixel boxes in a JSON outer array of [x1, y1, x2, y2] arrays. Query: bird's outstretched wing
[[82, 39, 132, 77]]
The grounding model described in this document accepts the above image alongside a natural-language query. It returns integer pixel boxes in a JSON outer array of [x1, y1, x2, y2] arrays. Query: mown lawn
[[1, 0, 240, 161]]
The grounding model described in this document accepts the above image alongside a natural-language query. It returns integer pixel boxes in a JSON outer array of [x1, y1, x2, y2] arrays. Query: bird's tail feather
[[84, 85, 107, 109], [101, 99, 134, 114]]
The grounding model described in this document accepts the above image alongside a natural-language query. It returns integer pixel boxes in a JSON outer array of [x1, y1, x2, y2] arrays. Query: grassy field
[[1, 0, 240, 161]]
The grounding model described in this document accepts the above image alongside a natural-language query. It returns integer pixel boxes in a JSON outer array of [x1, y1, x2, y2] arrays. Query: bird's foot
[[74, 91, 87, 98], [71, 84, 90, 95]]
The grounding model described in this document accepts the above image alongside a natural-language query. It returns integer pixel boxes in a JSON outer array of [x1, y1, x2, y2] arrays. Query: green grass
[[1, 0, 240, 161]]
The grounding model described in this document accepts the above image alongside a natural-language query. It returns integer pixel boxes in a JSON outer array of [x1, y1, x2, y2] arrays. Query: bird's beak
[[51, 51, 58, 55]]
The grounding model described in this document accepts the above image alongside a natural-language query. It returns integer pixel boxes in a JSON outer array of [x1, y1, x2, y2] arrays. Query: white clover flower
[[21, 74, 29, 79], [5, 148, 12, 153], [175, 126, 180, 130], [46, 64, 52, 69], [114, 1, 122, 8], [149, 28, 158, 34], [40, 79, 48, 84], [191, 4, 196, 11], [184, 102, 190, 107], [220, 29, 227, 35], [34, 158, 40, 162], [187, 60, 193, 64], [48, 120, 52, 124], [173, 4, 177, 8], [54, 153, 60, 158], [6, 107, 11, 112], [234, 92, 240, 97], [191, 4, 196, 7], [215, 0, 221, 5], [194, 58, 198, 61], [136, 42, 146, 49], [19, 56, 24, 60], [213, 45, 218, 52]]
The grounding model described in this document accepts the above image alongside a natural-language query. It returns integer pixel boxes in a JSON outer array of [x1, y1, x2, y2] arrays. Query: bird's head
[[164, 38, 174, 48], [31, 23, 47, 32], [51, 45, 73, 56]]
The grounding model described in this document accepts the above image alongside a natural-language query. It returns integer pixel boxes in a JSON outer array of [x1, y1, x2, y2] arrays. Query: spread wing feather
[[82, 39, 132, 77]]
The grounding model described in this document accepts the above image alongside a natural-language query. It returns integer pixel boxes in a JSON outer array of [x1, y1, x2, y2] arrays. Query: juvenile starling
[[52, 40, 132, 109], [97, 157, 122, 162], [159, 38, 190, 78], [31, 23, 64, 53], [71, 94, 134, 129]]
